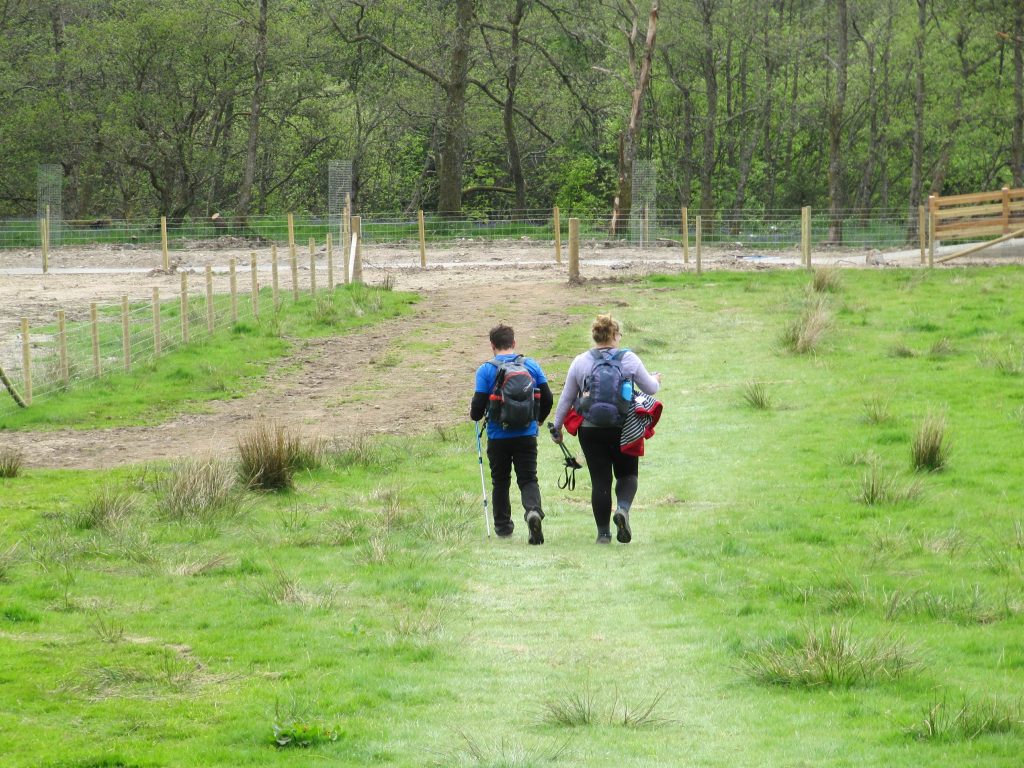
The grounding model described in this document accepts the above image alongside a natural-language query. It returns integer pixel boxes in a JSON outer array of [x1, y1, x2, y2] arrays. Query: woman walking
[[550, 315, 661, 544]]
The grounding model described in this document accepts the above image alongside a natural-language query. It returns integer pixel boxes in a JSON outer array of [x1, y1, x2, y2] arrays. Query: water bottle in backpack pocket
[[577, 349, 633, 428], [487, 355, 539, 429]]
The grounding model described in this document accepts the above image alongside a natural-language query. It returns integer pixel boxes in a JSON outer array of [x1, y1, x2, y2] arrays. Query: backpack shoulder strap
[[590, 348, 608, 361], [513, 354, 525, 365], [613, 348, 629, 360]]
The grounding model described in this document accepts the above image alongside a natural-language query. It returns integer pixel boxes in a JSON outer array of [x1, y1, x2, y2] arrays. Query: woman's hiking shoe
[[526, 510, 544, 545], [495, 526, 514, 539], [595, 532, 612, 544], [613, 508, 632, 543]]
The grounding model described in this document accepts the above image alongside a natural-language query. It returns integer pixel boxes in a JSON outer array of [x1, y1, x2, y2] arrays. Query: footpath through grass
[[1, 267, 1024, 766]]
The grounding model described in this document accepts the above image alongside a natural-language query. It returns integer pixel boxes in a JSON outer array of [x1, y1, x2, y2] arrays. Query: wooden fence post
[[326, 232, 334, 289], [229, 258, 238, 322], [1002, 186, 1011, 234], [181, 272, 190, 344], [152, 288, 161, 358], [568, 217, 580, 282], [21, 318, 31, 405], [343, 199, 351, 282], [291, 249, 300, 301], [418, 209, 427, 268], [643, 204, 650, 246], [271, 244, 280, 307], [553, 206, 562, 264], [251, 253, 259, 319], [918, 205, 926, 265], [308, 237, 317, 296], [928, 194, 937, 267], [160, 216, 169, 270], [352, 215, 363, 283], [57, 310, 68, 386], [91, 303, 101, 376], [681, 206, 689, 265], [205, 264, 214, 333], [121, 296, 131, 371], [696, 215, 703, 275]]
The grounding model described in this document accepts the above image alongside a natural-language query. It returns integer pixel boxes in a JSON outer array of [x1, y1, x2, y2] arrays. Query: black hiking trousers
[[578, 426, 639, 531], [486, 435, 543, 534]]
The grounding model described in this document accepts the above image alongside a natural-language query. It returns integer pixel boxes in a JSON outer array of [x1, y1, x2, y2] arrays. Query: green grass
[[0, 284, 416, 429], [2, 267, 1024, 766]]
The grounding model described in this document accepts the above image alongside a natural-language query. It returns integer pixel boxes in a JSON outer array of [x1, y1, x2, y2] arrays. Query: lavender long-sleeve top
[[552, 347, 660, 430]]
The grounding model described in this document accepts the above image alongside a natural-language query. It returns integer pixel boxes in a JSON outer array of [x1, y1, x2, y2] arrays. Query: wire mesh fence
[[0, 252, 336, 417], [0, 207, 932, 257]]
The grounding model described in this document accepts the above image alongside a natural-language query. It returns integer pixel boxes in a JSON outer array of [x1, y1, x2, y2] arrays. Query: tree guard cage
[[37, 164, 63, 246], [629, 160, 656, 245]]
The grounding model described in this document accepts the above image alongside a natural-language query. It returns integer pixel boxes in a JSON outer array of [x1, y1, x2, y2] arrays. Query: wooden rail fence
[[928, 186, 1024, 265]]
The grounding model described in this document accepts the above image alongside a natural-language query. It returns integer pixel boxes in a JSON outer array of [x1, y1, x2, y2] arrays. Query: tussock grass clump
[[742, 380, 773, 410], [929, 337, 955, 357], [912, 694, 1024, 741], [740, 624, 918, 688], [811, 267, 842, 293], [861, 395, 891, 425], [312, 294, 339, 325], [542, 689, 598, 727], [781, 295, 831, 354], [330, 435, 390, 468], [882, 584, 1016, 625], [73, 487, 137, 532], [911, 412, 949, 472], [541, 686, 671, 729], [985, 344, 1024, 376], [154, 457, 248, 521], [858, 462, 923, 506], [0, 446, 25, 478], [452, 732, 567, 766], [237, 420, 324, 491], [0, 542, 21, 582], [252, 567, 338, 609], [889, 343, 917, 358]]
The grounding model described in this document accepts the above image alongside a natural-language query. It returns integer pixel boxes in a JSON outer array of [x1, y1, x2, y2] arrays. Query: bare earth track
[[2, 238, 1022, 469]]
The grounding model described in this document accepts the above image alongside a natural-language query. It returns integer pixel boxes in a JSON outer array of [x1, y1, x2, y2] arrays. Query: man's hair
[[489, 323, 515, 350]]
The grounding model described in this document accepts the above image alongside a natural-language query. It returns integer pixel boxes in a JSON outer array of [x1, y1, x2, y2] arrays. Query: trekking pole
[[474, 421, 492, 538]]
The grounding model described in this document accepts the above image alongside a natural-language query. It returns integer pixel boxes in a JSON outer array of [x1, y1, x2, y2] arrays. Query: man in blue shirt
[[470, 323, 553, 544]]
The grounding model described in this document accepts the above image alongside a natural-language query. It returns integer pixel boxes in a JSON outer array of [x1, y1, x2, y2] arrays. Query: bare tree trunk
[[502, 0, 527, 210], [1013, 1, 1024, 186], [237, 0, 268, 220], [907, 0, 927, 240], [698, 0, 717, 218], [611, 1, 659, 236], [827, 0, 848, 244], [437, 0, 474, 215]]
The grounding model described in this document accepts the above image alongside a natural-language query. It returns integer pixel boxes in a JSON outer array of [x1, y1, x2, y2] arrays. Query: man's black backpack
[[576, 348, 633, 428], [487, 355, 539, 429]]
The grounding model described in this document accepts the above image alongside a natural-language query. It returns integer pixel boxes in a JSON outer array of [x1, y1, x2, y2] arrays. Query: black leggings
[[578, 426, 639, 531]]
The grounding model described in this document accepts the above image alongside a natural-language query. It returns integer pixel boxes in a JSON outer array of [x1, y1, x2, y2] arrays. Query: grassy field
[[1, 267, 1023, 767]]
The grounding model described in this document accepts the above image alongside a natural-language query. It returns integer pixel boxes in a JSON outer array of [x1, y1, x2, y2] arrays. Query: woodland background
[[0, 0, 1021, 228]]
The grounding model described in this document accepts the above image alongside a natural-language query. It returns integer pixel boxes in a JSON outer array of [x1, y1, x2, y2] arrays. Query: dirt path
[[2, 278, 581, 469]]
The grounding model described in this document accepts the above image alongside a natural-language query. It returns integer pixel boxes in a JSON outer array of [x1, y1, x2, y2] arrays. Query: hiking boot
[[595, 532, 612, 544], [613, 508, 632, 544], [526, 510, 544, 545], [495, 525, 514, 539]]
